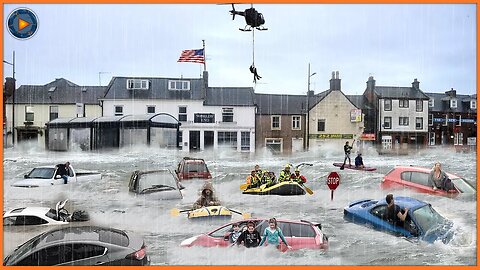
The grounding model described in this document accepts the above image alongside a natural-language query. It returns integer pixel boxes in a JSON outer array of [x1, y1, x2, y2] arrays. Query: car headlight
[[180, 236, 198, 247]]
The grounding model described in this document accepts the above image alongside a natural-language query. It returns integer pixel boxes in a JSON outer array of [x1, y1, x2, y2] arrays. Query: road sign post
[[327, 171, 340, 200]]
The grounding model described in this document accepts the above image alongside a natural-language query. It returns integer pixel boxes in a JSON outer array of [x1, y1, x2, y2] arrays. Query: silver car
[[3, 226, 150, 266], [128, 169, 184, 200]]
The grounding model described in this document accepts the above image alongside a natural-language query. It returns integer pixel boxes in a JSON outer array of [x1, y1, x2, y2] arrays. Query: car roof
[[392, 165, 460, 178], [182, 157, 206, 162], [4, 207, 51, 217], [33, 226, 128, 248], [216, 218, 319, 230]]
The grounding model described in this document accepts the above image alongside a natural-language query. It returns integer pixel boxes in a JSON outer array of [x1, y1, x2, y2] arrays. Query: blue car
[[343, 196, 453, 243]]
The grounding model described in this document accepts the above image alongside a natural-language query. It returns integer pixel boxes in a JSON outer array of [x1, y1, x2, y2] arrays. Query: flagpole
[[202, 39, 206, 71]]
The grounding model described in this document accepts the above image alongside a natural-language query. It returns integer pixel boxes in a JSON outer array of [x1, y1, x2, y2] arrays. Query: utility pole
[[306, 63, 316, 150]]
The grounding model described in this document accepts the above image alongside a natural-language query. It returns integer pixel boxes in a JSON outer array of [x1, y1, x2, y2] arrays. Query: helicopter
[[230, 4, 268, 31]]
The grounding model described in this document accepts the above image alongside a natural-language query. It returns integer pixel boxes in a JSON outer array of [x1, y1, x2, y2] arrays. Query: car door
[[276, 222, 292, 251], [408, 171, 435, 193], [289, 223, 317, 250], [65, 243, 109, 266]]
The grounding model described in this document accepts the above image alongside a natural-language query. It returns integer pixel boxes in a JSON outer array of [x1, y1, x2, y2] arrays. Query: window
[[428, 114, 433, 126], [443, 114, 448, 126], [25, 106, 34, 122], [76, 103, 84, 117], [49, 106, 59, 121], [147, 106, 155, 114], [416, 100, 423, 112], [241, 132, 250, 151], [384, 117, 392, 129], [317, 119, 325, 132], [292, 115, 301, 130], [428, 98, 434, 108], [218, 132, 237, 149], [126, 79, 149, 90], [290, 223, 316, 237], [384, 99, 392, 111], [454, 133, 464, 146], [178, 106, 187, 122], [168, 80, 190, 90], [415, 117, 423, 130], [71, 244, 106, 261], [471, 100, 477, 109], [399, 99, 409, 108], [401, 171, 412, 181], [450, 99, 457, 108], [114, 106, 123, 116], [370, 205, 388, 220], [410, 172, 429, 186], [399, 117, 409, 126], [222, 108, 234, 122], [266, 138, 282, 153], [271, 116, 281, 130], [276, 222, 292, 237]]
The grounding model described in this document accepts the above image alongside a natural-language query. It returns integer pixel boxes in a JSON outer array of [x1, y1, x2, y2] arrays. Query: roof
[[6, 78, 106, 104], [255, 93, 307, 115], [308, 90, 330, 110], [204, 87, 255, 106], [425, 92, 476, 113], [346, 95, 372, 110], [5, 207, 51, 217], [374, 86, 430, 100], [103, 76, 205, 100]]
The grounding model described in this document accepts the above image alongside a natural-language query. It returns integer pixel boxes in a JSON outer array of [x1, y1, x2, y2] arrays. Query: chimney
[[366, 76, 375, 92], [329, 71, 341, 91], [445, 88, 456, 98], [202, 71, 208, 99], [412, 78, 420, 90]]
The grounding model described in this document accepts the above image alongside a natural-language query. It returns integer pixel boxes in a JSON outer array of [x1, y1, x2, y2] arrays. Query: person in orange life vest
[[246, 170, 260, 189], [290, 168, 307, 185]]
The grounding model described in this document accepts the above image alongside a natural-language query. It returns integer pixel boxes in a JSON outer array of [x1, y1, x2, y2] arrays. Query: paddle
[[302, 184, 313, 195], [240, 183, 249, 190], [169, 208, 193, 217], [228, 208, 252, 219]]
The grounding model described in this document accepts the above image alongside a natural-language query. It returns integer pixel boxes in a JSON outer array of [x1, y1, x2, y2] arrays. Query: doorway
[[189, 131, 200, 151], [204, 131, 214, 149]]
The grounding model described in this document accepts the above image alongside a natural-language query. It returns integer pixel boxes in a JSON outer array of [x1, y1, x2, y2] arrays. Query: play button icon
[[7, 8, 38, 40]]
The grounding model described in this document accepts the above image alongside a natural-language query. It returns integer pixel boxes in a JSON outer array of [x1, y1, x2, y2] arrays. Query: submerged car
[[128, 169, 184, 200], [343, 196, 454, 243], [4, 199, 89, 226], [180, 218, 328, 252], [176, 157, 212, 180], [11, 165, 102, 188], [3, 226, 150, 266], [381, 166, 476, 198]]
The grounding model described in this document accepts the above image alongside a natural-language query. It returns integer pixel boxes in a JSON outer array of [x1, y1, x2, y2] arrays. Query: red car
[[180, 218, 328, 252], [381, 166, 476, 198], [176, 157, 212, 180]]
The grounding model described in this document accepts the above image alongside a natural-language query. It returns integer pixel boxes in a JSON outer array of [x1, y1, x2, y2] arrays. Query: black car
[[3, 226, 150, 266]]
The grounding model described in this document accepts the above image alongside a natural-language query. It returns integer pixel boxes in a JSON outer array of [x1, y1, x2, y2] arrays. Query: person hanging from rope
[[249, 64, 262, 83]]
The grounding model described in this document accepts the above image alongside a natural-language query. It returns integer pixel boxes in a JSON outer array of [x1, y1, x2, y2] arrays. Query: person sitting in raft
[[193, 182, 221, 209]]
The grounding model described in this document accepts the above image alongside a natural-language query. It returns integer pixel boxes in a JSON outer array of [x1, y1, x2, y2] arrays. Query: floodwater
[[3, 142, 477, 265]]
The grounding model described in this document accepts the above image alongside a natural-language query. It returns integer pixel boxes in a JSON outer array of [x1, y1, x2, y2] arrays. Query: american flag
[[177, 49, 205, 64]]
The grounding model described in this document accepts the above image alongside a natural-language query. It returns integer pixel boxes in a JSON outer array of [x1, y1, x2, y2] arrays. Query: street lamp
[[306, 63, 316, 150], [3, 51, 15, 146]]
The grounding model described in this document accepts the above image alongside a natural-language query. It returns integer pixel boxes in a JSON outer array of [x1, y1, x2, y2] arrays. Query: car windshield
[[451, 177, 476, 193], [26, 168, 56, 179], [412, 205, 448, 233], [139, 171, 177, 193], [185, 162, 208, 173], [6, 234, 42, 264]]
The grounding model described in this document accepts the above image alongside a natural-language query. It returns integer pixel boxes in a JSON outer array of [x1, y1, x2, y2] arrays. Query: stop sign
[[327, 172, 340, 190]]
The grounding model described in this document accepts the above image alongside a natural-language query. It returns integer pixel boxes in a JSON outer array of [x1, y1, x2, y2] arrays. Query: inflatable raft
[[187, 206, 232, 220], [243, 181, 306, 196]]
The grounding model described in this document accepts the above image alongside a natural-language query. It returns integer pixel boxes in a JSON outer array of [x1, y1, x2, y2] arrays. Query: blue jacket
[[259, 227, 288, 246]]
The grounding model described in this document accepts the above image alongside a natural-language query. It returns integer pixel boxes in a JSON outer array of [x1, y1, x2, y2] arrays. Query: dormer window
[[428, 98, 434, 108], [450, 99, 457, 109], [126, 79, 149, 90], [48, 87, 56, 92], [168, 80, 190, 91], [471, 100, 477, 109]]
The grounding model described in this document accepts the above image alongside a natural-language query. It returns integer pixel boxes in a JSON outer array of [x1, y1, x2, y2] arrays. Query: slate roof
[[204, 87, 255, 106], [374, 86, 430, 100], [102, 77, 205, 100], [425, 92, 477, 113], [6, 78, 106, 104], [346, 95, 373, 110], [307, 90, 330, 110], [255, 94, 307, 115]]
